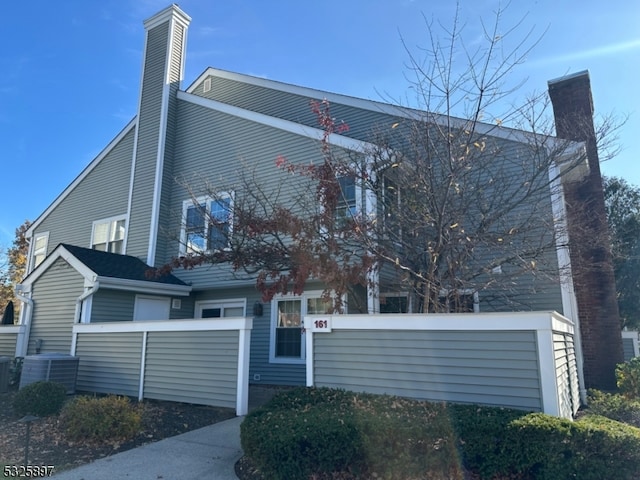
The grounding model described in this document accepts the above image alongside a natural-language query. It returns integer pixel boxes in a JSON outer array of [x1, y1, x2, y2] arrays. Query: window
[[336, 176, 357, 219], [92, 217, 126, 253], [182, 194, 233, 254], [434, 289, 479, 313], [196, 299, 246, 318], [271, 292, 331, 363], [31, 232, 49, 270], [379, 294, 408, 313]]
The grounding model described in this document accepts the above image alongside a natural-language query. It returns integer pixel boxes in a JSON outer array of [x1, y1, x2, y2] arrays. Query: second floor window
[[182, 194, 233, 254], [335, 176, 358, 222], [31, 232, 49, 270], [92, 217, 125, 253]]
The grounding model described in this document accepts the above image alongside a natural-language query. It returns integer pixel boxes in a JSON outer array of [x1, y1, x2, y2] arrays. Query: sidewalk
[[51, 416, 244, 480], [51, 386, 281, 480]]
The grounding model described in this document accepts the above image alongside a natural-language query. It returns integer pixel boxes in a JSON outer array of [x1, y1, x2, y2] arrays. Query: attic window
[[203, 78, 211, 93], [92, 216, 126, 254]]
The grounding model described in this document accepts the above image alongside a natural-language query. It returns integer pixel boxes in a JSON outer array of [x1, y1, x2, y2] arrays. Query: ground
[[0, 387, 235, 475]]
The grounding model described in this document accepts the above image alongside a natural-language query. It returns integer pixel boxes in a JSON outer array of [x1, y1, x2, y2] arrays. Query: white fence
[[71, 318, 252, 415], [304, 311, 580, 419]]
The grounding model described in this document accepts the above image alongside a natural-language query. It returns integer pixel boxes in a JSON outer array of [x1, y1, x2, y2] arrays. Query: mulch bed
[[0, 387, 235, 474]]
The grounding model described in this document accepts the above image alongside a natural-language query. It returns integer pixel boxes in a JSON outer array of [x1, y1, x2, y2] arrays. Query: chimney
[[127, 5, 191, 266], [548, 71, 623, 390]]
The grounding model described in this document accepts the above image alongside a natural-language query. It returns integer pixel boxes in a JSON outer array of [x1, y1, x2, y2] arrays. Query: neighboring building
[[3, 5, 621, 392]]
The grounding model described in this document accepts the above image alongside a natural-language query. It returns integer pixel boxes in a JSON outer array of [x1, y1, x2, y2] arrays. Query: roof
[[60, 244, 187, 286]]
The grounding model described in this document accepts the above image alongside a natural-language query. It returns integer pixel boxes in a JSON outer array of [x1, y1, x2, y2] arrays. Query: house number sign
[[310, 317, 332, 332]]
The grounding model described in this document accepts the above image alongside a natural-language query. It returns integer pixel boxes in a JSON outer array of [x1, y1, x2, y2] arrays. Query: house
[[0, 5, 622, 412]]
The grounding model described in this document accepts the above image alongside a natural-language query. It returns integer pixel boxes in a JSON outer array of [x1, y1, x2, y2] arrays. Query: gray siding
[[32, 128, 134, 255], [554, 331, 580, 417], [91, 289, 135, 322], [75, 332, 143, 397], [143, 330, 239, 407], [127, 22, 170, 261], [0, 331, 17, 356], [154, 22, 186, 267], [190, 286, 306, 386], [313, 329, 542, 411], [162, 99, 351, 287], [28, 258, 84, 355]]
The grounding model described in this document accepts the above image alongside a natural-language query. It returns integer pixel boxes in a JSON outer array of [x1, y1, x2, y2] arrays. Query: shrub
[[60, 395, 142, 444], [242, 387, 464, 480], [617, 357, 640, 399], [506, 413, 640, 480], [13, 381, 67, 416], [242, 387, 640, 479], [448, 404, 529, 478], [587, 389, 640, 427]]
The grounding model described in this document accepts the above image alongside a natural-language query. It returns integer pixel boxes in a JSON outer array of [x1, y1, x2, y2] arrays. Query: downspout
[[75, 281, 100, 324], [14, 287, 33, 357]]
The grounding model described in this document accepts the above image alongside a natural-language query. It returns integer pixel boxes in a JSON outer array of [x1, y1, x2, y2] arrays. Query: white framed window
[[270, 292, 331, 364], [195, 299, 246, 318], [436, 289, 479, 313], [92, 216, 126, 254], [31, 232, 49, 271], [181, 193, 233, 254]]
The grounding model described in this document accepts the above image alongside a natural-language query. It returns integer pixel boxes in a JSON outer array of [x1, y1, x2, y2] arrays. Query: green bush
[[617, 357, 640, 399], [242, 387, 464, 480], [13, 381, 67, 416], [60, 395, 142, 444], [448, 404, 529, 478], [587, 389, 640, 426], [506, 413, 640, 480], [242, 387, 640, 479]]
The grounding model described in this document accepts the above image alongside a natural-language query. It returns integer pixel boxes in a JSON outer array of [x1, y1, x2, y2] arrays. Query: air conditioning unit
[[19, 353, 79, 394]]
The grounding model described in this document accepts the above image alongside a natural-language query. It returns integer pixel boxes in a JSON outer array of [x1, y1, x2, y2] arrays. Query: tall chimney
[[548, 71, 623, 390], [127, 5, 191, 266]]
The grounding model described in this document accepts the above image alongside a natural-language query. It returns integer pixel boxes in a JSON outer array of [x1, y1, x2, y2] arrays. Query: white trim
[[180, 193, 234, 255], [186, 68, 575, 152], [28, 231, 49, 273], [95, 276, 191, 296], [73, 317, 252, 334], [26, 119, 137, 238], [143, 4, 191, 31], [21, 244, 97, 287], [90, 214, 127, 253], [178, 91, 375, 153], [146, 19, 172, 266], [236, 325, 251, 415], [138, 331, 148, 401], [548, 158, 586, 403], [303, 311, 574, 332], [536, 329, 560, 417], [195, 298, 247, 318], [270, 291, 330, 365]]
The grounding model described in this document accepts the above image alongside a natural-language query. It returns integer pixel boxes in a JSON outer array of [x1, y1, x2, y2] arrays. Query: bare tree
[[161, 3, 618, 314]]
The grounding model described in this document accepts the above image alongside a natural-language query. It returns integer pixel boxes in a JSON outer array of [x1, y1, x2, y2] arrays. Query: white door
[[133, 296, 170, 321]]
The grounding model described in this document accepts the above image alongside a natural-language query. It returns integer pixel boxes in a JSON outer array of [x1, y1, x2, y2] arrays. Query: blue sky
[[0, 0, 638, 247]]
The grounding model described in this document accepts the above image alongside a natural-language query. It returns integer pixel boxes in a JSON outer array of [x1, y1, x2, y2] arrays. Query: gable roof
[[60, 244, 187, 286], [21, 243, 190, 296]]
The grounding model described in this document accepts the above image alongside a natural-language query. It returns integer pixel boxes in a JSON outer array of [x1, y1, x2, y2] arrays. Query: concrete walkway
[[51, 386, 282, 480], [51, 416, 243, 480]]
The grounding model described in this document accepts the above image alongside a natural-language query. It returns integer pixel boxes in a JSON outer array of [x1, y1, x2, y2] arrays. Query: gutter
[[14, 287, 33, 357], [75, 281, 100, 324]]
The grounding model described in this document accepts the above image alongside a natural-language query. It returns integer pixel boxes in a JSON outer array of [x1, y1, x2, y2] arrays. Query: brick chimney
[[548, 71, 623, 390]]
